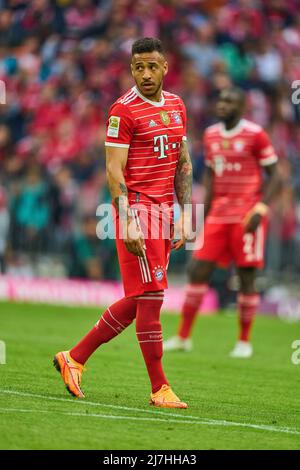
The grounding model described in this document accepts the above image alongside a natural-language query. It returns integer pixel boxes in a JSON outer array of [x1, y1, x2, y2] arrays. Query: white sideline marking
[[0, 407, 225, 426], [0, 406, 205, 426], [1, 389, 300, 436], [0, 406, 300, 436], [1, 389, 189, 417]]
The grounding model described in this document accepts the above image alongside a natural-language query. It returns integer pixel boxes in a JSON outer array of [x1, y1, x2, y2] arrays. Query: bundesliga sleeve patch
[[107, 116, 120, 138]]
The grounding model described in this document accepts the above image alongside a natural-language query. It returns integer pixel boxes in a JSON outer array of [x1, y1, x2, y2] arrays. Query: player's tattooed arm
[[173, 140, 193, 250], [114, 183, 129, 217], [175, 140, 193, 208]]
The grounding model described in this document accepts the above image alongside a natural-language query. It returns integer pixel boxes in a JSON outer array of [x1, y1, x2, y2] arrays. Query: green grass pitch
[[0, 301, 299, 450]]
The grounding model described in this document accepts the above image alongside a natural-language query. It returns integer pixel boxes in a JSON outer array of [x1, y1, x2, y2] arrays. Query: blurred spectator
[[253, 38, 283, 86], [64, 0, 97, 38], [51, 165, 78, 233], [10, 164, 50, 253], [0, 123, 11, 164], [267, 159, 298, 276], [181, 22, 221, 77], [69, 214, 116, 280], [0, 185, 9, 272]]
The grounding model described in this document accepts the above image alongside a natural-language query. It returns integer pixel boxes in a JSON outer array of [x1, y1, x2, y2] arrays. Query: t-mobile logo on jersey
[[154, 134, 169, 159], [0, 340, 6, 365], [214, 156, 242, 176]]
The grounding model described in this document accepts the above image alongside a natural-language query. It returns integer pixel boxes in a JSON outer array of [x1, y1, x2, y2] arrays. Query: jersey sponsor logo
[[107, 116, 120, 137], [149, 119, 157, 128], [213, 155, 242, 176], [160, 110, 170, 126], [171, 111, 182, 124], [153, 266, 164, 281], [154, 134, 169, 159], [214, 155, 225, 176]]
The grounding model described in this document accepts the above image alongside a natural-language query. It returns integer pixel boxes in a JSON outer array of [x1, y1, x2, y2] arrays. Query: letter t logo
[[154, 134, 168, 159]]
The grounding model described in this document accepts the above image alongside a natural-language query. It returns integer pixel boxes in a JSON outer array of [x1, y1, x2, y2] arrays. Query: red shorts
[[193, 218, 268, 268], [115, 209, 172, 297]]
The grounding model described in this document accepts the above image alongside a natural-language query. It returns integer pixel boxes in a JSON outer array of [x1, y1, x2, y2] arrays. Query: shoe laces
[[158, 385, 179, 402]]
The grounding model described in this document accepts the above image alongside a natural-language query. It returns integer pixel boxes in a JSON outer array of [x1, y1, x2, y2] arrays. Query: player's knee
[[239, 268, 256, 294], [240, 283, 255, 295], [187, 259, 211, 284], [187, 260, 198, 282]]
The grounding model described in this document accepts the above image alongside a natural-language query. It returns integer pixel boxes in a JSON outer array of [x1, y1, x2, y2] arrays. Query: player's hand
[[172, 212, 195, 250], [124, 217, 146, 258], [243, 213, 261, 233], [243, 202, 268, 233]]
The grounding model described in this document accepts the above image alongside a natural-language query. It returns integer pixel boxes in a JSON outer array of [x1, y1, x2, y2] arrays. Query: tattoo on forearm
[[119, 183, 128, 196], [175, 142, 193, 207], [114, 183, 129, 216]]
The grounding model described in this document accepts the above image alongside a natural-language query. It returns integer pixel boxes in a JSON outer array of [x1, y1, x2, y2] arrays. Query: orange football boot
[[53, 351, 85, 398], [150, 384, 188, 409]]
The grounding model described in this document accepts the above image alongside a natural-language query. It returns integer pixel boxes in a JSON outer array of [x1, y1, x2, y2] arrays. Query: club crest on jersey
[[152, 265, 164, 281], [160, 111, 170, 126], [234, 140, 244, 152], [107, 116, 120, 138], [149, 119, 157, 128], [171, 112, 182, 124]]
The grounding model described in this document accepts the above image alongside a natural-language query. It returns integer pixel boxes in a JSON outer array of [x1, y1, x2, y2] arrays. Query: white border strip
[[132, 209, 152, 283], [108, 307, 125, 330], [101, 316, 119, 334], [260, 155, 278, 166], [104, 142, 130, 148]]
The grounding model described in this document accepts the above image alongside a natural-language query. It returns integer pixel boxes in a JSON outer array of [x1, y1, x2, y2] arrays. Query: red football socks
[[135, 291, 168, 393], [70, 290, 170, 394], [178, 283, 208, 339], [70, 296, 137, 365], [237, 293, 260, 342]]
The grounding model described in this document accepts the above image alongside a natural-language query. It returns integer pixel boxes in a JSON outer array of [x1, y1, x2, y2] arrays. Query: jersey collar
[[133, 86, 165, 107], [219, 119, 245, 137]]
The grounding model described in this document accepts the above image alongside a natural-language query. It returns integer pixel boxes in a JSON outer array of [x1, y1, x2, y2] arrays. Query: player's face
[[216, 91, 243, 123], [131, 51, 168, 101]]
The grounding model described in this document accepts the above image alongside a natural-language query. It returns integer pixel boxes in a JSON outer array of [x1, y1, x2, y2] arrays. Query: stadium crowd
[[0, 0, 299, 282]]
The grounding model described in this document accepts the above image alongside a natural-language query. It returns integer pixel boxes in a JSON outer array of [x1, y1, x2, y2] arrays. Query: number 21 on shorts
[[243, 226, 264, 262]]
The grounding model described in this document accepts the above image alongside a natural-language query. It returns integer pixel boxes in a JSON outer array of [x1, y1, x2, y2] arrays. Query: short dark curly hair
[[219, 87, 246, 105], [132, 37, 165, 56]]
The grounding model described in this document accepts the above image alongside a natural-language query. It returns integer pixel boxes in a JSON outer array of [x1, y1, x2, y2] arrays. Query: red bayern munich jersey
[[105, 86, 187, 209], [204, 119, 278, 223]]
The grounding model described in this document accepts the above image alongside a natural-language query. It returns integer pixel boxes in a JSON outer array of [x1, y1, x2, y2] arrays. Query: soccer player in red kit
[[164, 88, 281, 358], [53, 38, 193, 407]]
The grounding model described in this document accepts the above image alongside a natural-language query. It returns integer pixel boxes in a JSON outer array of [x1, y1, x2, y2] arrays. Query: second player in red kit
[[196, 116, 275, 268], [164, 88, 281, 358]]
